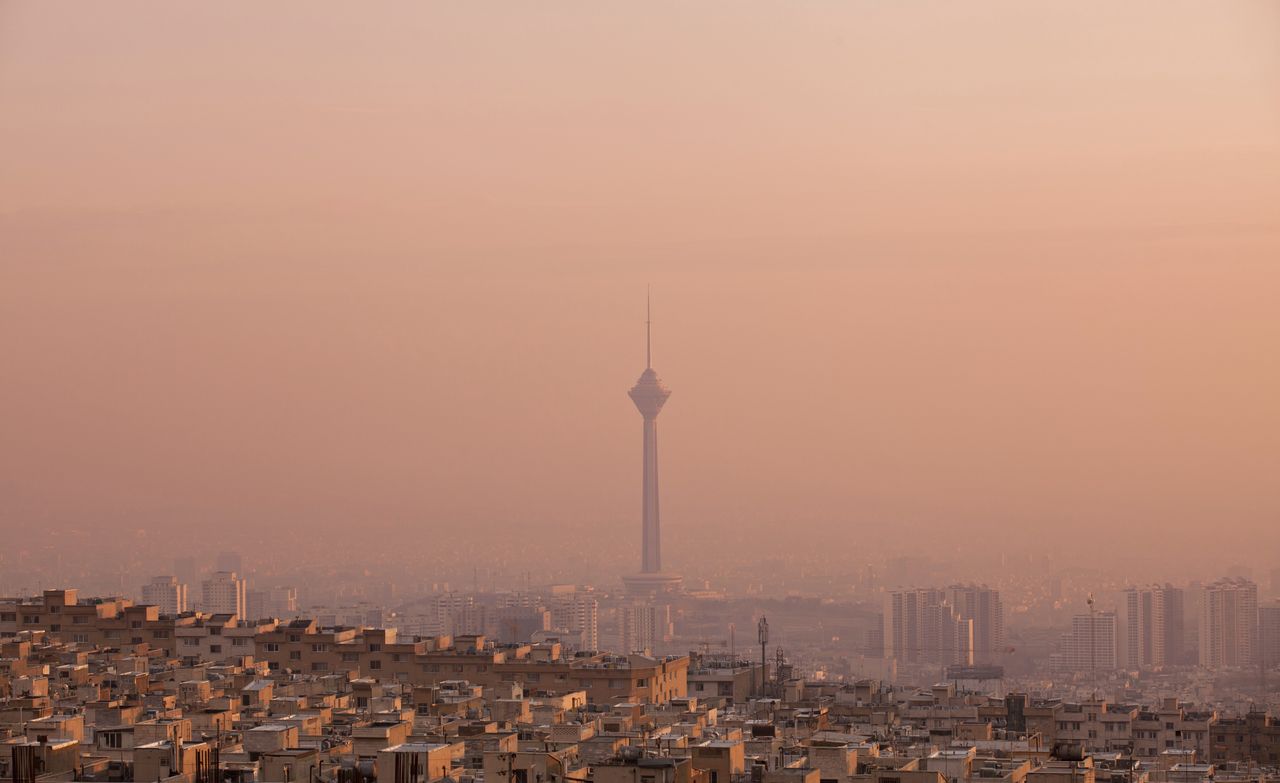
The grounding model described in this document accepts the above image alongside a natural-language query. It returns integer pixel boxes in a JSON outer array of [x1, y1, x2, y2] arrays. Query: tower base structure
[[623, 571, 684, 597]]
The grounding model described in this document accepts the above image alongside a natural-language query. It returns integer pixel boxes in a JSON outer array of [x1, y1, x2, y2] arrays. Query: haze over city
[[5, 1, 1279, 576]]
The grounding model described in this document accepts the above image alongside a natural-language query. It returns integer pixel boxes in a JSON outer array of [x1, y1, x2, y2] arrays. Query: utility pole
[[1088, 593, 1097, 699]]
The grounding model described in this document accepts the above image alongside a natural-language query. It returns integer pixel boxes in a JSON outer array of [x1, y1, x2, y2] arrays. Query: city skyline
[[2, 5, 1279, 778]]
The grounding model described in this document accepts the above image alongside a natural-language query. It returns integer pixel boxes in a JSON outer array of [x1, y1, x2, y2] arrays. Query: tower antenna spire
[[646, 287, 652, 369]]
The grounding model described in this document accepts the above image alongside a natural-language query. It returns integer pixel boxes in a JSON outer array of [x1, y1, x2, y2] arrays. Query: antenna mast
[[646, 288, 652, 368]]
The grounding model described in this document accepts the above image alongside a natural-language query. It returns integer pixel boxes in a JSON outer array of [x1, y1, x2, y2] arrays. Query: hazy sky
[[3, 2, 1279, 565]]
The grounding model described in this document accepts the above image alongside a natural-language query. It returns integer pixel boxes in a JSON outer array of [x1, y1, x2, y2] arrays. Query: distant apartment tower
[[247, 586, 298, 620], [1199, 577, 1258, 669], [1119, 583, 1186, 667], [1163, 585, 1187, 664], [550, 593, 600, 651], [1261, 601, 1280, 668], [201, 571, 247, 618], [215, 551, 243, 575], [1064, 610, 1118, 672], [619, 602, 672, 654], [884, 588, 973, 667], [947, 584, 1004, 664], [141, 576, 188, 615], [173, 557, 198, 588], [1121, 585, 1173, 669], [495, 606, 551, 644], [422, 593, 489, 636]]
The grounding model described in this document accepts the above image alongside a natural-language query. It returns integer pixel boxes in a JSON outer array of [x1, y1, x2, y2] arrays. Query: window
[[265, 643, 280, 652], [153, 630, 170, 639], [312, 662, 329, 671], [0, 612, 15, 622], [131, 621, 142, 629], [289, 651, 302, 660], [289, 634, 301, 642], [73, 615, 88, 624], [183, 638, 201, 647], [369, 660, 382, 670], [232, 638, 247, 647], [22, 615, 40, 624], [343, 653, 360, 662], [210, 645, 222, 654], [312, 644, 327, 652], [102, 733, 122, 749], [368, 643, 382, 652]]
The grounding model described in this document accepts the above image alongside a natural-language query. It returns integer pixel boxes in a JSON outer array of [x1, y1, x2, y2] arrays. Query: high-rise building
[[1063, 610, 1118, 672], [1121, 585, 1174, 669], [1199, 577, 1258, 669], [495, 606, 551, 644], [619, 601, 672, 654], [141, 576, 188, 616], [173, 557, 197, 589], [247, 586, 298, 620], [215, 551, 243, 575], [201, 571, 247, 618], [622, 299, 681, 595], [1260, 600, 1280, 668], [884, 588, 973, 667], [947, 584, 1004, 664], [550, 593, 600, 651], [1163, 585, 1188, 665]]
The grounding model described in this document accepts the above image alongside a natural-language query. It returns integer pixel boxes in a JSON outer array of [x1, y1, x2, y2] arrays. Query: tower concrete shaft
[[629, 366, 669, 573], [628, 295, 671, 576]]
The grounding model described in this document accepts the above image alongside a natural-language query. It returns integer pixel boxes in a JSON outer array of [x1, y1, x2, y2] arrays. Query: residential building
[[201, 571, 247, 619], [1199, 578, 1257, 669], [1063, 611, 1118, 672], [142, 576, 188, 616], [947, 584, 1004, 665]]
